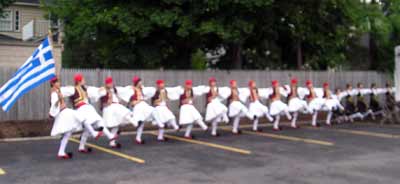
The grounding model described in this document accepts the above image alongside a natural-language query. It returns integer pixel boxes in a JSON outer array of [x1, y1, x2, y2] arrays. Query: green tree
[[43, 0, 399, 71], [0, 0, 14, 16]]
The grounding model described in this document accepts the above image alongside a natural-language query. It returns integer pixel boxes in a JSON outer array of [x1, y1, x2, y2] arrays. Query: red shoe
[[109, 134, 119, 142], [291, 125, 300, 129], [135, 140, 145, 145], [95, 131, 103, 140], [111, 143, 122, 149], [157, 138, 169, 142], [78, 148, 93, 154], [312, 123, 321, 128], [184, 135, 195, 140], [57, 153, 73, 160], [273, 127, 281, 131]]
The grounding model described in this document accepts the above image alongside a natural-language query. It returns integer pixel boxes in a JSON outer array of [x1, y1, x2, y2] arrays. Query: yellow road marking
[[148, 132, 251, 155], [69, 138, 145, 164], [303, 125, 400, 139], [0, 168, 5, 175], [223, 128, 334, 146], [327, 129, 400, 139]]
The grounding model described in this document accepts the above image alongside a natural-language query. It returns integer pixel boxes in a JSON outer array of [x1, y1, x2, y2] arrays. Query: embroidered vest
[[306, 88, 315, 100], [270, 87, 280, 101], [130, 87, 144, 102], [228, 88, 239, 103], [152, 88, 168, 106], [250, 88, 259, 102], [206, 87, 218, 104], [288, 86, 298, 99], [180, 88, 193, 106], [100, 87, 117, 109], [70, 85, 88, 109]]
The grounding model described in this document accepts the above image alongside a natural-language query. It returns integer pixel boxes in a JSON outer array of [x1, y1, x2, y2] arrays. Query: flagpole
[[48, 30, 60, 76]]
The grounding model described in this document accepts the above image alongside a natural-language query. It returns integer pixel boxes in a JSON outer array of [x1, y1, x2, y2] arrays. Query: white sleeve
[[192, 85, 208, 96], [360, 88, 372, 95], [238, 88, 250, 103], [166, 86, 184, 101], [49, 92, 60, 117], [279, 86, 289, 97], [314, 88, 324, 98], [87, 86, 101, 102], [60, 86, 75, 97], [298, 87, 309, 99], [116, 86, 134, 103], [258, 88, 273, 99], [218, 87, 232, 100], [338, 92, 346, 101], [98, 87, 107, 97], [376, 88, 387, 95], [142, 87, 156, 100]]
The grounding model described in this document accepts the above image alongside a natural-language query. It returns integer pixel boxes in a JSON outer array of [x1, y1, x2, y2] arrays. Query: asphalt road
[[1, 122, 400, 184]]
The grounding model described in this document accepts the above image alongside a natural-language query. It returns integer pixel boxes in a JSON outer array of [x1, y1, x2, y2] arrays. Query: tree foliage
[[0, 0, 14, 16], [43, 0, 399, 71]]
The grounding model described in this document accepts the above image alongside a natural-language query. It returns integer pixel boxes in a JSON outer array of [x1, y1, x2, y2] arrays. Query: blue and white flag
[[0, 37, 56, 112]]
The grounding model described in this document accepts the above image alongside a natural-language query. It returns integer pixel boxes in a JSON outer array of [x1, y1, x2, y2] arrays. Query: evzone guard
[[151, 80, 180, 141], [355, 82, 375, 120], [384, 82, 397, 111], [178, 80, 208, 139], [62, 74, 119, 153], [98, 76, 139, 148], [321, 82, 338, 126], [369, 83, 385, 117], [248, 80, 274, 132], [330, 88, 348, 123], [227, 80, 253, 134], [268, 80, 292, 131], [204, 77, 229, 137], [285, 78, 310, 128], [127, 76, 155, 144], [305, 80, 326, 127], [343, 84, 364, 121], [49, 77, 84, 159]]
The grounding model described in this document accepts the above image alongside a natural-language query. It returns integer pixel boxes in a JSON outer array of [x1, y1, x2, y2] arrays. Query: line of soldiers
[[49, 74, 396, 159]]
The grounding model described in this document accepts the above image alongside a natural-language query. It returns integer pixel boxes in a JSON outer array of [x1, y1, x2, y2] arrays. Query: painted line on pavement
[[69, 138, 145, 164], [220, 127, 334, 146], [148, 132, 251, 155]]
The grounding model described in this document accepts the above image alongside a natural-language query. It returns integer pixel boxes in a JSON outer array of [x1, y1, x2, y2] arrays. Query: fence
[[0, 68, 392, 121]]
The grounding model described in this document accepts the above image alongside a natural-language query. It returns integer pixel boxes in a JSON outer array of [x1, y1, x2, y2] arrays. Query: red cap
[[74, 73, 83, 82], [248, 80, 255, 87], [306, 80, 312, 86], [291, 78, 298, 85], [272, 80, 279, 87], [105, 76, 113, 84], [323, 82, 329, 88], [185, 80, 192, 86], [230, 80, 236, 86], [50, 77, 58, 84], [132, 76, 141, 86], [156, 79, 164, 86], [209, 77, 216, 84]]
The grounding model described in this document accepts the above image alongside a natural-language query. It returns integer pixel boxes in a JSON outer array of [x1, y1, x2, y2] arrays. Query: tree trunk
[[296, 41, 303, 69], [232, 44, 242, 69]]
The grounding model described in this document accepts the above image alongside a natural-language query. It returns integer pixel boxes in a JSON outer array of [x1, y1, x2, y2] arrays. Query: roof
[[0, 34, 39, 46], [14, 0, 40, 6]]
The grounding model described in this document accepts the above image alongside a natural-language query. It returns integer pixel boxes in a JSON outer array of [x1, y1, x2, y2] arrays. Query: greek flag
[[0, 37, 56, 112]]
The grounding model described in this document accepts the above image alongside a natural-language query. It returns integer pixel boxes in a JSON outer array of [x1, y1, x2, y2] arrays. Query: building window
[[15, 10, 20, 31], [0, 10, 13, 31]]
